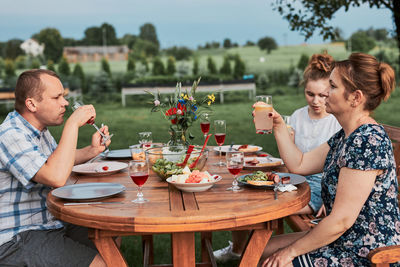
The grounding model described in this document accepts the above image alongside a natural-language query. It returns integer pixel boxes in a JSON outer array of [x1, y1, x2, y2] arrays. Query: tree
[[121, 34, 138, 49], [73, 63, 85, 89], [127, 58, 136, 72], [223, 38, 232, 48], [63, 38, 79, 46], [192, 57, 199, 76], [346, 31, 376, 53], [166, 56, 176, 75], [219, 56, 232, 75], [164, 46, 193, 60], [32, 28, 63, 62], [131, 39, 159, 60], [245, 40, 255, 46], [207, 56, 217, 74], [272, 0, 400, 66], [3, 39, 24, 60], [82, 23, 119, 46], [139, 23, 160, 49], [30, 58, 41, 69], [297, 54, 309, 70], [58, 57, 70, 76], [4, 59, 15, 77], [152, 57, 165, 75], [101, 58, 111, 76], [257, 36, 278, 54], [233, 55, 246, 79]]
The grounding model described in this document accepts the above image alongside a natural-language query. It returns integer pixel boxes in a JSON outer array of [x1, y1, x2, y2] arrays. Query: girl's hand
[[262, 247, 295, 267], [316, 204, 326, 217]]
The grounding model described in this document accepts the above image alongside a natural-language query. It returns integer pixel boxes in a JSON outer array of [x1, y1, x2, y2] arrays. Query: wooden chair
[[284, 124, 400, 266]]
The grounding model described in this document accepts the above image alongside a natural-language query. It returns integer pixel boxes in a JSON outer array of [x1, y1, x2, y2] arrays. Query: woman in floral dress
[[260, 53, 400, 267]]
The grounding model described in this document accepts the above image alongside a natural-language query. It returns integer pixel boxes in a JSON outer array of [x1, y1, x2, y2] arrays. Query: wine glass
[[213, 120, 226, 166], [282, 115, 294, 135], [128, 160, 149, 203], [138, 132, 152, 150], [254, 95, 273, 134], [226, 151, 244, 191], [200, 113, 210, 139], [71, 101, 113, 145]]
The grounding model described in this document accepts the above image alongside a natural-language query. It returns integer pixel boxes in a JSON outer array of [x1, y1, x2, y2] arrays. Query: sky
[[0, 0, 394, 48]]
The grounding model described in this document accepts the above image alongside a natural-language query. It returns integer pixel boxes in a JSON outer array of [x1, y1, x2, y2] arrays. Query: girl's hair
[[302, 52, 334, 87], [333, 53, 395, 111]]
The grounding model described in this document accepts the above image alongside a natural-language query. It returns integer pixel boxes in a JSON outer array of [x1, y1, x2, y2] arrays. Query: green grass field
[[73, 42, 357, 76]]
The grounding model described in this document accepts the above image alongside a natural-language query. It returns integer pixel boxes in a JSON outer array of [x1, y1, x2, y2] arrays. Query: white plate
[[213, 145, 262, 154], [72, 161, 128, 176], [52, 183, 126, 200], [243, 157, 284, 170], [166, 175, 222, 192]]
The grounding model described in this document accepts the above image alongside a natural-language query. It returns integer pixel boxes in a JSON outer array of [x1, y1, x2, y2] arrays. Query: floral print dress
[[307, 124, 400, 266]]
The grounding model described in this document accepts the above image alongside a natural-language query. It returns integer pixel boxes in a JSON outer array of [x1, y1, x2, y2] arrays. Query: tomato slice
[[102, 166, 109, 171]]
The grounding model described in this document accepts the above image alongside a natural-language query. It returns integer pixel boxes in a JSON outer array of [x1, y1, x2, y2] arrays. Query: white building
[[20, 39, 45, 57]]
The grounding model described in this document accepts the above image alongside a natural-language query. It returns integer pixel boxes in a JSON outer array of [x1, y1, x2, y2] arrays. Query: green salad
[[243, 171, 271, 181], [151, 157, 201, 180]]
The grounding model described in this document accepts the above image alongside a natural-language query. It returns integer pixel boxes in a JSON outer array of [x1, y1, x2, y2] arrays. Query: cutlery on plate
[[189, 134, 212, 169], [64, 202, 123, 206]]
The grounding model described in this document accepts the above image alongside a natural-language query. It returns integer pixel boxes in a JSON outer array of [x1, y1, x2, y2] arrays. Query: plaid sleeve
[[0, 129, 47, 189]]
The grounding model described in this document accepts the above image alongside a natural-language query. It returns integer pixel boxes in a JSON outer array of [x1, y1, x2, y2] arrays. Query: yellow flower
[[207, 94, 215, 103], [207, 101, 211, 106], [183, 94, 189, 100]]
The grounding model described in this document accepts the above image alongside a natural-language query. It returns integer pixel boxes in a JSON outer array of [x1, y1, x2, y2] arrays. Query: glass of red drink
[[200, 113, 210, 139], [226, 151, 244, 191], [213, 120, 226, 166], [128, 160, 149, 203]]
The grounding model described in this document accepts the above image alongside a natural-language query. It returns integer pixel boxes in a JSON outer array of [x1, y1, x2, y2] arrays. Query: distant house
[[20, 39, 45, 57], [63, 45, 130, 63]]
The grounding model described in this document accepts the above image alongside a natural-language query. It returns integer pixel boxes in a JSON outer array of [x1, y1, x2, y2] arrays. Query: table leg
[[172, 232, 195, 267], [92, 236, 128, 267], [239, 229, 273, 267]]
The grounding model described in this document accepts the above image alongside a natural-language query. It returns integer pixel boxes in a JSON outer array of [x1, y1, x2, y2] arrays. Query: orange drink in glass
[[254, 95, 273, 134]]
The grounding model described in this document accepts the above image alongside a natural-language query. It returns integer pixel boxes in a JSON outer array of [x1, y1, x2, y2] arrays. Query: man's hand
[[68, 104, 96, 127], [90, 125, 111, 154]]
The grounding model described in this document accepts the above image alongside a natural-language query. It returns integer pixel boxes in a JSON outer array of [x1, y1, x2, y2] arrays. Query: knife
[[64, 202, 123, 206]]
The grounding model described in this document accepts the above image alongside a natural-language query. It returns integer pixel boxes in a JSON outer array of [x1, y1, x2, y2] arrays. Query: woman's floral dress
[[307, 124, 400, 266]]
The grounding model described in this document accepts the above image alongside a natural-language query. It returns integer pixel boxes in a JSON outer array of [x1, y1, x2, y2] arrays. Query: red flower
[[166, 103, 187, 124]]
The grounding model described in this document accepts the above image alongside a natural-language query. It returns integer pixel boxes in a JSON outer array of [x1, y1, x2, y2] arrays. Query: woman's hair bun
[[378, 62, 395, 101], [308, 53, 334, 73]]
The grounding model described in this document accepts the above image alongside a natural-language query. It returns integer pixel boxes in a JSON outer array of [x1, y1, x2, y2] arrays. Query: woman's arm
[[272, 111, 329, 175], [262, 167, 379, 267]]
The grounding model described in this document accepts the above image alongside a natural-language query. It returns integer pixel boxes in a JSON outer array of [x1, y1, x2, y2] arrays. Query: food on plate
[[281, 176, 291, 184], [257, 161, 282, 167], [258, 153, 269, 157], [247, 180, 274, 186], [151, 157, 203, 179], [102, 166, 109, 171], [243, 171, 280, 184], [170, 167, 216, 184], [238, 144, 259, 153], [245, 158, 259, 166]]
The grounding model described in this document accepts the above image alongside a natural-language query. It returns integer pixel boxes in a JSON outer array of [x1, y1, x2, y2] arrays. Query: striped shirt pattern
[[0, 111, 63, 246]]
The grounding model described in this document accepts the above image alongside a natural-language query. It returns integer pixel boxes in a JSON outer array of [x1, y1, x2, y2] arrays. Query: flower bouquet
[[148, 77, 215, 148]]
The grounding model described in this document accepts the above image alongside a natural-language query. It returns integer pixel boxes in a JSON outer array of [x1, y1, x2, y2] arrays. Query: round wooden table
[[47, 151, 310, 267]]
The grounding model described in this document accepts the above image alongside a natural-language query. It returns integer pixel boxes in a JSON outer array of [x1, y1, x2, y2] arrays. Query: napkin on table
[[277, 184, 297, 192]]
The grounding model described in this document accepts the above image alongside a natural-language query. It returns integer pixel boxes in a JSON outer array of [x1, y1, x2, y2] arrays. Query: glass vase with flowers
[[148, 78, 215, 151]]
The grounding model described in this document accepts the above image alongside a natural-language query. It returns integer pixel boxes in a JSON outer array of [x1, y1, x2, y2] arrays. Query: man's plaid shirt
[[0, 111, 63, 246]]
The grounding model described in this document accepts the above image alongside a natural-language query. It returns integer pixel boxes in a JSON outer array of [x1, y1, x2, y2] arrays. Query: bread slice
[[247, 180, 274, 186]]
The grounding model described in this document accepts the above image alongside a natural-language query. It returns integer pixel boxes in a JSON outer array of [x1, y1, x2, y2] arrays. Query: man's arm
[[33, 105, 96, 187]]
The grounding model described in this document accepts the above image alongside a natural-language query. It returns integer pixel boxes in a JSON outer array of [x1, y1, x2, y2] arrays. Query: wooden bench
[[284, 124, 400, 266]]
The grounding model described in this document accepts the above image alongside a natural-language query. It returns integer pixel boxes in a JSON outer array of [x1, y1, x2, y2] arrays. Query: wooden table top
[[47, 149, 310, 234]]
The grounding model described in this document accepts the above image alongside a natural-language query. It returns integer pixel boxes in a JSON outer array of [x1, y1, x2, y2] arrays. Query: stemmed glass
[[213, 120, 226, 166], [200, 113, 210, 139], [138, 132, 152, 150], [226, 151, 244, 191], [71, 101, 113, 145], [128, 160, 149, 203]]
